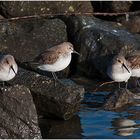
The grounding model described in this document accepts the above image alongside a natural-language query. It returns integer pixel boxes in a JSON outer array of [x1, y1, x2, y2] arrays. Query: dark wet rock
[[0, 85, 42, 139], [117, 16, 140, 33], [39, 115, 82, 139], [103, 88, 135, 111], [11, 68, 85, 120], [106, 1, 132, 12], [66, 16, 140, 78], [0, 1, 93, 18], [92, 1, 132, 13]]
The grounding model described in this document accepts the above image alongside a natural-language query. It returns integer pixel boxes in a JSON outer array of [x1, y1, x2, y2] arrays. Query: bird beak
[[10, 66, 17, 74], [122, 63, 130, 73], [73, 50, 80, 55]]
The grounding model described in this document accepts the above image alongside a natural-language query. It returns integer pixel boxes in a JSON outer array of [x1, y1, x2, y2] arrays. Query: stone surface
[[11, 68, 85, 120], [0, 85, 42, 139], [103, 88, 135, 110], [117, 16, 140, 33], [66, 16, 140, 79], [0, 18, 67, 62], [0, 1, 93, 18], [0, 18, 70, 77]]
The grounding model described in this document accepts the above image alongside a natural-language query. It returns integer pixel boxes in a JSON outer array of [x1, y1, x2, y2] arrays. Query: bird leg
[[0, 81, 5, 87], [125, 82, 128, 89], [118, 82, 121, 89], [136, 78, 140, 87], [51, 72, 67, 87], [52, 72, 58, 87]]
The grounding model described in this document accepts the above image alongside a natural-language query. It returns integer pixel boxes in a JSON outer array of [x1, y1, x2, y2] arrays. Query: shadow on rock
[[39, 115, 83, 139], [11, 68, 85, 120]]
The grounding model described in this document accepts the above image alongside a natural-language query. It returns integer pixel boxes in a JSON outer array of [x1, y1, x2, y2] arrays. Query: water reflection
[[79, 91, 140, 139], [111, 118, 139, 136], [38, 76, 140, 139], [39, 115, 83, 139]]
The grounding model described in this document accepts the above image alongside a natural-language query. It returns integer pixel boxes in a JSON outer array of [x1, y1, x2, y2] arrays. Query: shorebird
[[32, 42, 80, 86], [126, 51, 140, 86], [0, 54, 18, 83], [107, 54, 131, 88]]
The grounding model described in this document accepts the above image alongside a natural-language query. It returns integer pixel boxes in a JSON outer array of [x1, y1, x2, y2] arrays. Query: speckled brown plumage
[[34, 42, 73, 65], [126, 52, 140, 69]]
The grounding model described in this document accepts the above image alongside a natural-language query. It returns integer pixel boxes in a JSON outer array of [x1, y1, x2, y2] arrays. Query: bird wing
[[127, 55, 140, 69], [34, 50, 61, 65]]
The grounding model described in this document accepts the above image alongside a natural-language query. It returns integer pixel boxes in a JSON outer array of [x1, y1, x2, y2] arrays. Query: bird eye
[[6, 60, 9, 64], [117, 59, 121, 63]]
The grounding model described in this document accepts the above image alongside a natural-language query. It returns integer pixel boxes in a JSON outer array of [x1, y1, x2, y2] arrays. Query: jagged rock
[[0, 85, 42, 139], [0, 1, 93, 18], [66, 16, 140, 78], [11, 68, 85, 120], [103, 88, 135, 110]]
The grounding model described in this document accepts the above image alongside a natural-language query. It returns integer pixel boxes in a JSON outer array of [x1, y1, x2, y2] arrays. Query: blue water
[[78, 92, 140, 139], [45, 91, 140, 139]]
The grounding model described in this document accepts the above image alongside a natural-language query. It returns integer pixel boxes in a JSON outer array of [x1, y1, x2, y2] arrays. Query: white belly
[[0, 64, 18, 81], [131, 68, 140, 77], [38, 54, 71, 72], [107, 66, 132, 82], [108, 72, 131, 82]]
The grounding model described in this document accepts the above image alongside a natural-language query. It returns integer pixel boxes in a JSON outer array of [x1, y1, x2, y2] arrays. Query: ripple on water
[[78, 91, 140, 139]]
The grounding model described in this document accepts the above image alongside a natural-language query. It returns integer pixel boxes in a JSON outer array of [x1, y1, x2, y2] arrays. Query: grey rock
[[103, 88, 135, 110], [0, 18, 67, 62], [0, 1, 93, 18], [0, 85, 42, 139], [0, 18, 70, 77], [11, 68, 85, 120]]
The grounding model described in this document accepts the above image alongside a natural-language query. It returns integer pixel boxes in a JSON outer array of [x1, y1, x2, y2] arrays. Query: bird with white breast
[[107, 54, 131, 88], [0, 54, 18, 83], [32, 42, 80, 85]]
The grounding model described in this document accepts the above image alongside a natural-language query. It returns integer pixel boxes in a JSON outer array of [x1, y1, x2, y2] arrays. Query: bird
[[31, 42, 80, 86], [107, 54, 131, 88], [0, 54, 18, 84], [126, 51, 140, 87]]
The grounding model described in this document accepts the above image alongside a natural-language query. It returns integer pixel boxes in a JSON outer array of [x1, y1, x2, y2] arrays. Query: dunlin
[[32, 42, 80, 85], [107, 55, 131, 88], [0, 54, 18, 83], [126, 51, 140, 86]]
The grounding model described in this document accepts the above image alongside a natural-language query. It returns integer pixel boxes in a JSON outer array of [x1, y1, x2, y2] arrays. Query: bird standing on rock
[[107, 54, 131, 88], [32, 42, 80, 86]]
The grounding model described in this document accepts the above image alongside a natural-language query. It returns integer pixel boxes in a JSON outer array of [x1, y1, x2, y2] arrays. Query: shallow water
[[79, 92, 140, 139], [41, 78, 140, 139]]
